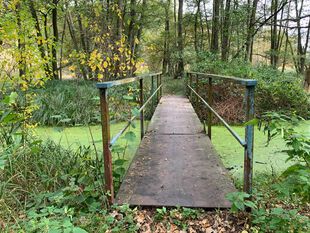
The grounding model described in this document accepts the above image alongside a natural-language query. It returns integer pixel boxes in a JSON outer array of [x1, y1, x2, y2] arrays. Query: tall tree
[[221, 0, 231, 60], [244, 0, 258, 61], [175, 0, 184, 78], [28, 0, 50, 77], [194, 0, 202, 54], [211, 0, 220, 53], [270, 0, 279, 68], [163, 0, 171, 75], [294, 0, 309, 74], [51, 0, 59, 79]]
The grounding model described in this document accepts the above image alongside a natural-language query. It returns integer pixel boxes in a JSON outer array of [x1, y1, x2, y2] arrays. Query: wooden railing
[[187, 72, 257, 195], [96, 72, 162, 204]]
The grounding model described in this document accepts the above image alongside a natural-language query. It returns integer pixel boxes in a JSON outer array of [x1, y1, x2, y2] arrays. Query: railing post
[[208, 77, 213, 139], [159, 73, 162, 98], [139, 78, 144, 139], [99, 87, 114, 204], [195, 74, 199, 105], [243, 84, 255, 195], [151, 75, 155, 113], [157, 74, 160, 103], [189, 73, 193, 101], [186, 72, 189, 97]]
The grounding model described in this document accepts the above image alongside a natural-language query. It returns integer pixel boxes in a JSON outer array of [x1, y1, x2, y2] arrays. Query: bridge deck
[[116, 95, 236, 208]]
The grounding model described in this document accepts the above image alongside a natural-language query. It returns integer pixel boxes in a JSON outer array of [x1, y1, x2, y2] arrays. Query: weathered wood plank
[[116, 95, 236, 208]]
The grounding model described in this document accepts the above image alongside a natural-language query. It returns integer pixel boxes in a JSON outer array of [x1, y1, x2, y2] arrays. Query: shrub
[[258, 112, 310, 201], [31, 79, 156, 126], [188, 53, 310, 121], [31, 80, 101, 126]]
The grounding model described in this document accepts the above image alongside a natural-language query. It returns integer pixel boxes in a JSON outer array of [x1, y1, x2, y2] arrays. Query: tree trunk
[[294, 0, 309, 74], [194, 0, 201, 54], [67, 10, 88, 80], [203, 1, 211, 48], [221, 0, 231, 61], [136, 0, 147, 53], [59, 13, 67, 81], [270, 0, 279, 68], [51, 0, 59, 79], [245, 0, 258, 62], [28, 0, 51, 77], [211, 0, 220, 53], [16, 3, 26, 78], [163, 0, 171, 75], [304, 68, 310, 92], [175, 0, 184, 78], [128, 0, 136, 76]]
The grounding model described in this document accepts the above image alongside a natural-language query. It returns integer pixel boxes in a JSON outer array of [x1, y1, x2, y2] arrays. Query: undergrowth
[[31, 79, 155, 126], [189, 53, 310, 121]]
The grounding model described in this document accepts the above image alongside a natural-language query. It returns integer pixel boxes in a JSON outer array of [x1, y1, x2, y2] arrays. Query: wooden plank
[[147, 96, 204, 135], [116, 96, 236, 208]]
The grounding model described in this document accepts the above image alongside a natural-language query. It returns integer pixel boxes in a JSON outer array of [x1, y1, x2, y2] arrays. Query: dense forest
[[0, 0, 309, 232], [1, 0, 310, 81]]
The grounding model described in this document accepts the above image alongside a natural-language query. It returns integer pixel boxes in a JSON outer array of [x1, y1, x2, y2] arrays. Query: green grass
[[34, 121, 144, 169], [212, 121, 310, 179], [35, 120, 309, 180]]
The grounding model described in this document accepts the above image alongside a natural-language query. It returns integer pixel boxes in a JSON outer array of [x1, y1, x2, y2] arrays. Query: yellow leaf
[[103, 61, 108, 68], [98, 73, 103, 80]]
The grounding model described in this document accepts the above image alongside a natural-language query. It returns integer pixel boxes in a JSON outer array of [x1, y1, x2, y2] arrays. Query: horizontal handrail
[[109, 84, 163, 147], [96, 72, 162, 89], [188, 72, 257, 87], [187, 85, 246, 147]]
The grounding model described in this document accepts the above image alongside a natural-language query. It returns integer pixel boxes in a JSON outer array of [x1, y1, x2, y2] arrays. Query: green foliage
[[258, 112, 309, 165], [225, 112, 310, 232], [189, 53, 310, 119], [225, 192, 257, 212], [31, 80, 143, 126], [0, 92, 23, 147], [258, 112, 310, 201], [155, 207, 199, 223], [155, 207, 167, 221], [273, 165, 310, 202], [18, 206, 87, 233], [252, 207, 310, 233], [32, 80, 100, 126], [226, 191, 310, 232], [0, 138, 105, 221], [179, 207, 199, 220]]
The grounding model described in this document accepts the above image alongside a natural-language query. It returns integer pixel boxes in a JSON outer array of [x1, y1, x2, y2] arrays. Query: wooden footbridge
[[97, 72, 257, 208]]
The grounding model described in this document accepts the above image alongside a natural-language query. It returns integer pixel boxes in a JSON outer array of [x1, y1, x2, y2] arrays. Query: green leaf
[[0, 158, 6, 170], [123, 95, 134, 101], [124, 131, 136, 142], [244, 200, 257, 209], [114, 159, 127, 166], [73, 227, 88, 233], [60, 118, 72, 123], [131, 107, 140, 117], [1, 112, 18, 124], [245, 118, 259, 126], [114, 167, 126, 176], [51, 115, 62, 119]]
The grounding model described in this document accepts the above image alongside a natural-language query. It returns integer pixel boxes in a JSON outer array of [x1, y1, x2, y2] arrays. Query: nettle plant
[[258, 112, 310, 201], [111, 87, 140, 191], [226, 112, 310, 232]]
